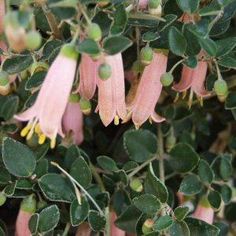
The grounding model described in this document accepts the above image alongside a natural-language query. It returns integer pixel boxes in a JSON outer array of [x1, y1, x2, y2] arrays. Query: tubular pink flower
[[14, 44, 79, 148], [111, 211, 126, 236], [192, 204, 214, 224], [15, 210, 32, 236], [97, 53, 127, 126], [62, 100, 84, 145], [172, 59, 210, 98], [128, 51, 167, 128], [77, 54, 100, 100], [0, 0, 5, 34]]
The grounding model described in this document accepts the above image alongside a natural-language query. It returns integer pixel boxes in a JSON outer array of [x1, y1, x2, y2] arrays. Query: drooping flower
[[111, 211, 126, 236], [172, 57, 210, 106], [127, 51, 167, 128], [62, 94, 84, 145], [0, 0, 5, 35], [97, 53, 127, 126], [14, 44, 79, 148], [192, 197, 214, 224], [76, 54, 100, 100]]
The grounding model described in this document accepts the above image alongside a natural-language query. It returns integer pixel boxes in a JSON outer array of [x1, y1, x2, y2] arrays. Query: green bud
[[0, 71, 9, 86], [148, 0, 161, 9], [140, 46, 153, 66], [79, 97, 92, 115], [142, 219, 154, 235], [87, 23, 102, 42], [0, 192, 7, 206], [214, 79, 228, 96], [69, 94, 80, 103], [130, 178, 143, 192], [98, 63, 112, 80], [160, 72, 174, 87], [26, 31, 42, 50], [61, 44, 79, 60], [20, 194, 37, 213]]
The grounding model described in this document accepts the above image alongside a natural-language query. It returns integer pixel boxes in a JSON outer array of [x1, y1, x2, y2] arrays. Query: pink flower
[[97, 53, 127, 126], [62, 98, 84, 145], [15, 210, 32, 236], [77, 54, 100, 100], [0, 0, 5, 34], [172, 59, 210, 102], [14, 44, 79, 148], [111, 211, 126, 236], [127, 51, 167, 128], [192, 203, 214, 224], [138, 0, 148, 9]]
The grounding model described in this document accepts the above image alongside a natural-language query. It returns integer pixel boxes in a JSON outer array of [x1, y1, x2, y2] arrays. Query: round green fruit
[[160, 72, 174, 87], [214, 79, 228, 96], [98, 63, 112, 80], [87, 23, 102, 42], [140, 46, 153, 66], [26, 31, 42, 50]]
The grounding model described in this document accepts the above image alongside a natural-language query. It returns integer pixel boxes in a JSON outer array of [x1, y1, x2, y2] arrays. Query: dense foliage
[[0, 0, 236, 235]]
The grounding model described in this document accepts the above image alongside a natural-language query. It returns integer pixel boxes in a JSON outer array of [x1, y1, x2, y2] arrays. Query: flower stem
[[157, 125, 165, 183], [51, 161, 104, 216]]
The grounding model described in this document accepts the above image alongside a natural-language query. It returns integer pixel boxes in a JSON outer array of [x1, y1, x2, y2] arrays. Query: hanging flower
[[14, 44, 79, 148], [76, 54, 100, 100], [97, 53, 127, 126], [192, 197, 214, 224], [62, 94, 84, 145], [172, 56, 210, 106], [127, 51, 167, 128]]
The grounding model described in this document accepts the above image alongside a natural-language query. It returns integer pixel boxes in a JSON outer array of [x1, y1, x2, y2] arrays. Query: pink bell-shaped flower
[[77, 54, 100, 100], [62, 94, 84, 145], [15, 44, 79, 148], [97, 53, 127, 126], [127, 51, 167, 128]]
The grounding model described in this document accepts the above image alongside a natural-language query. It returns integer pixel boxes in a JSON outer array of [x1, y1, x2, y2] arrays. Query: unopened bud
[[142, 219, 154, 235], [161, 72, 174, 87], [79, 97, 92, 115], [214, 79, 228, 97], [0, 71, 10, 96], [26, 31, 42, 50], [148, 0, 162, 16], [98, 63, 112, 80], [87, 23, 102, 42], [130, 178, 143, 192], [140, 46, 153, 66]]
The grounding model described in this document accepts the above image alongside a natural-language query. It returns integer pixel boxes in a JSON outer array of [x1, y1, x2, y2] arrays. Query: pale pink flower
[[15, 210, 32, 236], [97, 53, 127, 126], [14, 44, 78, 148], [138, 0, 148, 9], [111, 211, 125, 236], [192, 204, 214, 224], [0, 0, 5, 34], [62, 100, 84, 145], [127, 51, 167, 128], [77, 54, 100, 100], [172, 59, 210, 99]]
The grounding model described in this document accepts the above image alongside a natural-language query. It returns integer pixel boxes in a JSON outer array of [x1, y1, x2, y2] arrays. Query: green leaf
[[4, 181, 16, 196], [2, 138, 36, 177], [159, 14, 178, 32], [142, 31, 160, 42], [133, 194, 161, 215], [38, 174, 75, 203], [208, 190, 221, 210], [97, 155, 119, 172], [225, 92, 236, 110], [0, 95, 19, 120], [176, 0, 200, 13], [144, 164, 168, 203], [174, 206, 190, 221], [78, 39, 101, 55], [38, 205, 60, 233], [115, 205, 141, 233], [123, 129, 157, 163], [110, 4, 127, 35], [88, 210, 106, 232], [169, 143, 199, 173], [0, 167, 11, 185], [185, 217, 220, 235], [220, 156, 232, 181], [25, 71, 46, 91], [199, 37, 217, 56], [216, 37, 236, 57], [70, 157, 92, 188], [70, 198, 89, 226], [29, 214, 39, 234], [153, 215, 173, 231], [103, 36, 132, 55], [198, 159, 214, 184], [168, 26, 187, 56], [218, 55, 236, 69], [2, 55, 33, 74], [220, 184, 232, 204], [179, 174, 202, 196], [169, 221, 190, 236]]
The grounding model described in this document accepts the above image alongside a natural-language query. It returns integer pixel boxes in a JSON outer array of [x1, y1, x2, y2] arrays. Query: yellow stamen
[[20, 125, 31, 137], [114, 115, 120, 126], [38, 134, 46, 145], [188, 90, 194, 109], [34, 123, 41, 134], [50, 138, 56, 149]]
